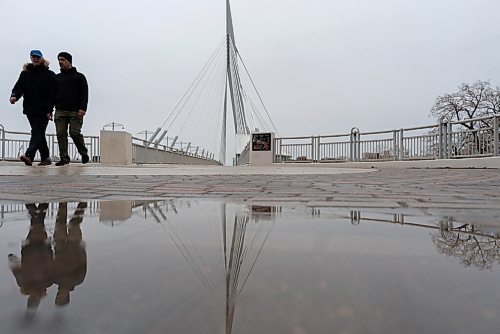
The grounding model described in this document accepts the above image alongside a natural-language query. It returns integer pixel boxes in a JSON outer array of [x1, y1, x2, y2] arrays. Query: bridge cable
[[181, 48, 227, 156], [176, 45, 227, 135], [159, 37, 226, 130], [237, 52, 278, 135], [164, 42, 226, 133]]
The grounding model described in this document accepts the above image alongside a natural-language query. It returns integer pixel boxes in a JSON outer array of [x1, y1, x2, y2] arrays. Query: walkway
[[1, 162, 499, 214]]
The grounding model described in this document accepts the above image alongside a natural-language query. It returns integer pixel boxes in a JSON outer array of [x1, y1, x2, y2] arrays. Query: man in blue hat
[[10, 50, 56, 166]]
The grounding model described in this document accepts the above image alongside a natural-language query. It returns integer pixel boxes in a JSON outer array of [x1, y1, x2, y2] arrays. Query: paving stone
[[0, 164, 499, 213]]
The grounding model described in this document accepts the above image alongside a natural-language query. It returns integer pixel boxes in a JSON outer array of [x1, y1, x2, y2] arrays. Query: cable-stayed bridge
[[0, 1, 276, 166], [145, 0, 277, 165]]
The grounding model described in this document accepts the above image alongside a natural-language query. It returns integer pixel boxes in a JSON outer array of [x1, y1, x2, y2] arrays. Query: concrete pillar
[[100, 130, 132, 165]]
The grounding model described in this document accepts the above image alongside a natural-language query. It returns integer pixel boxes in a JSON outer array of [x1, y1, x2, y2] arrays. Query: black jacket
[[11, 61, 56, 115], [52, 67, 88, 112]]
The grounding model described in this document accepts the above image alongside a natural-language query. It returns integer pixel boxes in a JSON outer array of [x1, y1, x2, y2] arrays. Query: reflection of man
[[53, 202, 87, 307], [8, 203, 53, 310]]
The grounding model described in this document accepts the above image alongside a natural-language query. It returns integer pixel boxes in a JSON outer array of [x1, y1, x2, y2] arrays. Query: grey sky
[[1, 0, 499, 158]]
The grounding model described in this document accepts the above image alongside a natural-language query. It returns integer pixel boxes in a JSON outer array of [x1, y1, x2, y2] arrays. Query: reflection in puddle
[[7, 203, 87, 312], [347, 210, 500, 270], [433, 219, 500, 270], [0, 201, 499, 333], [165, 203, 276, 334]]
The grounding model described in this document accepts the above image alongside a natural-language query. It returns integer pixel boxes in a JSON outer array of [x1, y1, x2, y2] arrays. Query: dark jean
[[25, 113, 50, 161]]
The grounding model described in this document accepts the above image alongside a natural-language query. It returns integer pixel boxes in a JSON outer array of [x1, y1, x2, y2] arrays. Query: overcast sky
[[1, 0, 499, 159]]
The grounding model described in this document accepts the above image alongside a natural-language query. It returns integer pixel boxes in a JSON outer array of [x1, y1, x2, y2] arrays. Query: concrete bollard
[[100, 130, 132, 165]]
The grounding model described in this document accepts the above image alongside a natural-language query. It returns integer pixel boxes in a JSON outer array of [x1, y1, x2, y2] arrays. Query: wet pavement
[[0, 163, 499, 333], [0, 200, 499, 334]]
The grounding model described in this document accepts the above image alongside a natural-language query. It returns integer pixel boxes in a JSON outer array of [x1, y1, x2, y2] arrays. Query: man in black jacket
[[51, 52, 89, 166], [10, 50, 56, 166]]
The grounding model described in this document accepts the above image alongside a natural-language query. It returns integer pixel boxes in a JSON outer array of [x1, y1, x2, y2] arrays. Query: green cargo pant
[[54, 110, 88, 162]]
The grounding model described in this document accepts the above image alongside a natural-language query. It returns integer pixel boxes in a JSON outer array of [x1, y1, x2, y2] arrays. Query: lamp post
[[102, 122, 125, 131]]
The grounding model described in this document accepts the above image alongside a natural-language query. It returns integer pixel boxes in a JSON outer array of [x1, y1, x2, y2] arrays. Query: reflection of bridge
[[3, 199, 499, 329], [0, 199, 277, 333], [117, 200, 277, 333]]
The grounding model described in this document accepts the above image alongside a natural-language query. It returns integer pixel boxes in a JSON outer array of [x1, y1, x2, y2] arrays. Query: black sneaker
[[55, 160, 70, 166], [82, 154, 90, 164], [37, 158, 52, 166], [19, 155, 33, 166]]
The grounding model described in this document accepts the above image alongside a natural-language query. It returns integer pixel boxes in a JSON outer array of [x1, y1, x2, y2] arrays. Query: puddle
[[0, 200, 499, 334]]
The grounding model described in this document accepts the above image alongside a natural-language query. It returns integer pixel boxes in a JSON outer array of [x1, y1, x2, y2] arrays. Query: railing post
[[349, 131, 354, 162], [392, 130, 397, 161], [310, 136, 315, 162], [438, 120, 443, 159], [439, 118, 448, 159], [447, 121, 453, 158], [278, 138, 283, 162], [316, 136, 321, 162], [0, 124, 5, 161], [350, 127, 360, 162], [273, 138, 279, 163], [356, 131, 360, 161], [97, 136, 101, 162], [399, 129, 404, 160], [494, 114, 499, 156]]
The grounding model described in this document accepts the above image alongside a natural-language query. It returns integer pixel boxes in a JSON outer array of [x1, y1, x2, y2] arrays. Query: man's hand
[[9, 96, 16, 104], [77, 110, 86, 119]]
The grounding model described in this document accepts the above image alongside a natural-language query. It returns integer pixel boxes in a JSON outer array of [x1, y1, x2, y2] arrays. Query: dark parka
[[52, 67, 88, 112], [10, 61, 56, 115]]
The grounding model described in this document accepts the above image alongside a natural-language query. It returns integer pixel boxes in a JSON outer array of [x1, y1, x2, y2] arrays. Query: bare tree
[[430, 81, 500, 155], [431, 80, 500, 129]]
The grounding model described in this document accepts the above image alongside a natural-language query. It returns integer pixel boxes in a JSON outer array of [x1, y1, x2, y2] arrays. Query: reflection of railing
[[274, 114, 500, 162], [0, 126, 100, 162], [346, 210, 500, 270], [347, 210, 500, 238], [0, 202, 99, 220]]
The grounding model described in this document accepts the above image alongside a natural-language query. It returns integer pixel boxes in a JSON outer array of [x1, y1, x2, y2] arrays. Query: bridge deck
[[1, 161, 499, 218]]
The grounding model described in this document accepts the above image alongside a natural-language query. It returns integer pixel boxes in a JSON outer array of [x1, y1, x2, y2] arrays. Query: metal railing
[[274, 114, 500, 163], [235, 141, 251, 165], [0, 124, 99, 162], [131, 136, 221, 165]]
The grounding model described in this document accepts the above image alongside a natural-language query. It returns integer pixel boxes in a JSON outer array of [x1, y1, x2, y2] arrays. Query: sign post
[[250, 132, 275, 166]]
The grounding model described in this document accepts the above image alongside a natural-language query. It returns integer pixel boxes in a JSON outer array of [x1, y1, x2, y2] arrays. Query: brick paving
[[0, 163, 499, 213]]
